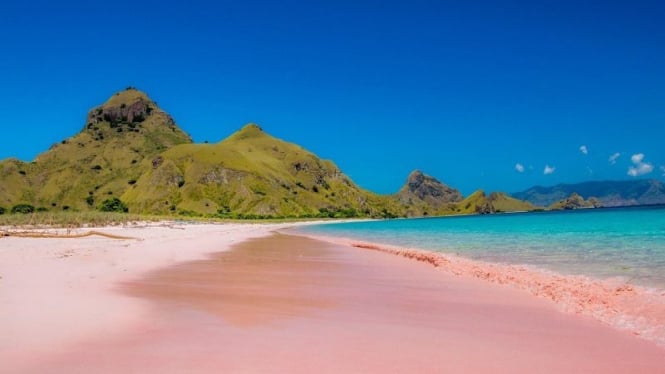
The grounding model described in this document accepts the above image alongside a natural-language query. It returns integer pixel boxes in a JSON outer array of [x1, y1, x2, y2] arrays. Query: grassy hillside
[[0, 88, 192, 211], [0, 88, 539, 219], [123, 124, 403, 218], [486, 192, 539, 213]]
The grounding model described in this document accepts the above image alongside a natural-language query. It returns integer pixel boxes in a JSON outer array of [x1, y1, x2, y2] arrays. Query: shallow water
[[297, 205, 665, 288]]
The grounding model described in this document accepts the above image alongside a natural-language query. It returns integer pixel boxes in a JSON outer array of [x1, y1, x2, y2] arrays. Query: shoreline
[[22, 231, 665, 372], [1, 222, 664, 372], [288, 230, 665, 348]]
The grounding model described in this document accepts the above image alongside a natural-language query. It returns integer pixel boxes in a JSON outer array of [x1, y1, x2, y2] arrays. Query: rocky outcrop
[[397, 170, 463, 209], [85, 91, 154, 131], [82, 88, 184, 141], [549, 193, 602, 210], [90, 98, 150, 127], [475, 201, 495, 214]]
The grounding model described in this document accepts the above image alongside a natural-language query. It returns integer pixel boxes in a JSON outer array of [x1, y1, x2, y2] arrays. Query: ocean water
[[296, 205, 665, 289]]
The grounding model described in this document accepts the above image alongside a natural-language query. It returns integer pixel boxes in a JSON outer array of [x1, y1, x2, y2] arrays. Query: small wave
[[299, 233, 665, 348]]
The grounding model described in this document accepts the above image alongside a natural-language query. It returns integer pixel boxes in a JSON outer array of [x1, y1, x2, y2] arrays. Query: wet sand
[[33, 233, 665, 373], [303, 233, 665, 347], [0, 222, 306, 373]]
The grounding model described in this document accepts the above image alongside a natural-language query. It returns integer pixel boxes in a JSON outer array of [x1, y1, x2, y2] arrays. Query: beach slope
[[1, 226, 663, 372]]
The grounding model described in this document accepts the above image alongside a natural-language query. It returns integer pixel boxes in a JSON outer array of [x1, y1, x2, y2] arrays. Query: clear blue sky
[[1, 0, 664, 195]]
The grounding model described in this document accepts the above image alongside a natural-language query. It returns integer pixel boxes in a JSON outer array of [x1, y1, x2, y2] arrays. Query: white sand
[[0, 221, 306, 371]]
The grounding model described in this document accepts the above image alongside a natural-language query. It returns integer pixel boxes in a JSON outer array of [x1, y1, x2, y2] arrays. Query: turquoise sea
[[296, 205, 665, 289]]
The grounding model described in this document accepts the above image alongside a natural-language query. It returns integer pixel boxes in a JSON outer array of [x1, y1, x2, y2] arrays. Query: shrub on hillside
[[379, 208, 399, 219], [98, 198, 129, 213], [11, 204, 35, 214], [0, 206, 5, 215], [317, 207, 359, 218]]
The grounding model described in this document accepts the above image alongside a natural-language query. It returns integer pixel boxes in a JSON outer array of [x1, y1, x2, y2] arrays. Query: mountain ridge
[[512, 179, 665, 207], [0, 88, 539, 218]]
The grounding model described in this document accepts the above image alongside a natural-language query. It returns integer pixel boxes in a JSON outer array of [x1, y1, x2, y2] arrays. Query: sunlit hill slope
[[0, 88, 537, 218]]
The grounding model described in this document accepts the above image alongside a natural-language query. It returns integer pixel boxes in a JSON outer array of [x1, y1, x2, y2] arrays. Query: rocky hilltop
[[395, 170, 537, 217], [0, 88, 192, 212], [396, 170, 462, 215], [549, 193, 602, 210], [0, 88, 537, 218]]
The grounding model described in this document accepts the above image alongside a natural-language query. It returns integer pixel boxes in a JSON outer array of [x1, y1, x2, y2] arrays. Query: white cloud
[[631, 153, 645, 164], [579, 145, 588, 155], [609, 152, 621, 165], [544, 165, 556, 175], [628, 163, 653, 177], [627, 153, 653, 177], [515, 163, 525, 173]]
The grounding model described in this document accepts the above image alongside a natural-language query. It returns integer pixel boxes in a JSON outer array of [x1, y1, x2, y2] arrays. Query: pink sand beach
[[1, 223, 664, 373]]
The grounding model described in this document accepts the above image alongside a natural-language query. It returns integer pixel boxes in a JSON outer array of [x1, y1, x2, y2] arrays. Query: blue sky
[[1, 0, 663, 195]]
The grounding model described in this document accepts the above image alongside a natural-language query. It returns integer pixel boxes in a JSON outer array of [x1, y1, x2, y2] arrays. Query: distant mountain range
[[0, 88, 534, 218], [512, 180, 665, 207]]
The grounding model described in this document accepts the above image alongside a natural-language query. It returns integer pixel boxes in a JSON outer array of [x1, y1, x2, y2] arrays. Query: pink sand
[[0, 222, 303, 372], [302, 233, 665, 348], [1, 225, 664, 372], [1, 229, 665, 373]]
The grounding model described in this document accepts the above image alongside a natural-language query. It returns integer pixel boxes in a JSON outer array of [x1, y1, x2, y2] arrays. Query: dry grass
[[0, 211, 163, 229], [0, 211, 329, 229]]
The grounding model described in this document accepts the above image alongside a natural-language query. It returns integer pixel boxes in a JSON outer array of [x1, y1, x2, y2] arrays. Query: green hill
[[122, 124, 402, 218], [0, 88, 538, 219], [0, 88, 192, 211], [424, 190, 536, 215]]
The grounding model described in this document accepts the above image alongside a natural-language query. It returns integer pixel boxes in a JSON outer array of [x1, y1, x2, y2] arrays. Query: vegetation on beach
[[0, 211, 156, 228], [0, 210, 340, 229]]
